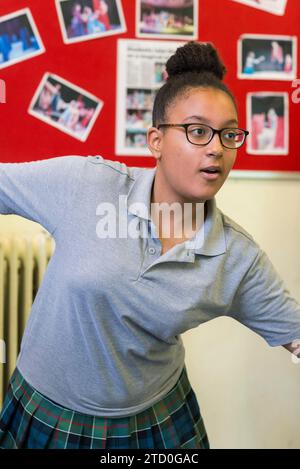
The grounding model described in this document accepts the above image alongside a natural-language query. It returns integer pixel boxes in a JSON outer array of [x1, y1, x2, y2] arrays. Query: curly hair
[[152, 41, 236, 127]]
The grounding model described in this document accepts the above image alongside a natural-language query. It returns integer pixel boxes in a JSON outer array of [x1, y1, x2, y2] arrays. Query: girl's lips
[[200, 171, 221, 181]]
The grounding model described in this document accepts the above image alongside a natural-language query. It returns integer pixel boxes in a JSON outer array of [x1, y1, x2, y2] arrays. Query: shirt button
[[148, 247, 156, 255]]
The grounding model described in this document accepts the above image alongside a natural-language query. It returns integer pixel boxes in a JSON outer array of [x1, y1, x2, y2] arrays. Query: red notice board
[[0, 0, 299, 177]]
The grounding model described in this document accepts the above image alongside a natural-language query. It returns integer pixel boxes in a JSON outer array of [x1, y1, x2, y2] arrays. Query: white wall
[[1, 175, 300, 448], [182, 175, 300, 449], [0, 215, 46, 236]]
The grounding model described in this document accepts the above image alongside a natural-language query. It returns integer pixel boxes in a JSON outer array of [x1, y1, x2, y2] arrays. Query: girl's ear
[[147, 127, 163, 161]]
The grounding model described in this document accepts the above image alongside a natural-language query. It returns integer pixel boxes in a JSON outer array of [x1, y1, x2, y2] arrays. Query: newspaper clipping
[[116, 39, 184, 156]]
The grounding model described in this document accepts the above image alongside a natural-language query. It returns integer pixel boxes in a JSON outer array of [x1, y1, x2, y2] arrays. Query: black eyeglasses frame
[[157, 123, 249, 149]]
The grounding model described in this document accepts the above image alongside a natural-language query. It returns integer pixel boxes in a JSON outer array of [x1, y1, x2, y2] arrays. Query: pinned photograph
[[55, 0, 126, 44], [0, 8, 45, 70], [136, 0, 198, 40], [232, 0, 288, 16], [247, 92, 289, 155], [238, 34, 297, 80], [28, 73, 104, 142]]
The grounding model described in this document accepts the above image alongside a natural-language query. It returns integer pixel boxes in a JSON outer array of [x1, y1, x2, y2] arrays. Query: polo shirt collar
[[126, 167, 226, 257]]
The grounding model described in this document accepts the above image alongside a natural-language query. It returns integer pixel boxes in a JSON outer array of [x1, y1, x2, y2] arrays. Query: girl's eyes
[[190, 127, 207, 135], [224, 132, 236, 139], [223, 131, 244, 141]]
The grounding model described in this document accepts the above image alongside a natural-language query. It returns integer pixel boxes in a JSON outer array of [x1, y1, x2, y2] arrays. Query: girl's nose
[[204, 132, 224, 156]]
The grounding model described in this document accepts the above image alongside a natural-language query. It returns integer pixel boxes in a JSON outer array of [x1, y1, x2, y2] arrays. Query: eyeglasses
[[157, 123, 249, 149]]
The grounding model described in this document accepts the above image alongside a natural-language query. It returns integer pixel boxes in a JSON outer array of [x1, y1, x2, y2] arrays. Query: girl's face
[[148, 87, 239, 203]]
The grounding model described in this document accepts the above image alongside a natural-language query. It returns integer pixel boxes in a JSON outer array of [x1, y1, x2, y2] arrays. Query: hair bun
[[166, 41, 226, 81]]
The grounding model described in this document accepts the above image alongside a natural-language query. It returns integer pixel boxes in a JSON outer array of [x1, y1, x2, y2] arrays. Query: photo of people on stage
[[137, 0, 197, 39], [232, 0, 287, 16], [56, 0, 126, 43], [0, 8, 44, 69], [247, 92, 289, 155], [239, 34, 296, 80], [29, 73, 103, 141]]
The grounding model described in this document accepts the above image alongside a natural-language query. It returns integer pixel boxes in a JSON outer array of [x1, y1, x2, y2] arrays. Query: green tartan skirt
[[0, 365, 210, 449]]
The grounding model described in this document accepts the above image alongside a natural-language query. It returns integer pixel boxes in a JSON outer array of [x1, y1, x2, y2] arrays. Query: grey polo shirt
[[1, 155, 300, 417]]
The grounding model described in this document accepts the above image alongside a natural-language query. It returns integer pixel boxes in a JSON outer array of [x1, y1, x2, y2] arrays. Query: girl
[[0, 41, 300, 449], [93, 0, 111, 31], [68, 3, 86, 38], [98, 0, 111, 31], [81, 6, 105, 35], [243, 50, 265, 74]]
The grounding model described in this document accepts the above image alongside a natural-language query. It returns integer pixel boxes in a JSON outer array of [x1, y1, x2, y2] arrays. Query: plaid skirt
[[0, 365, 210, 449]]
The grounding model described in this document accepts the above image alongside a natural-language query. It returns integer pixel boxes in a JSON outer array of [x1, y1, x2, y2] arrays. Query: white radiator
[[0, 231, 55, 407]]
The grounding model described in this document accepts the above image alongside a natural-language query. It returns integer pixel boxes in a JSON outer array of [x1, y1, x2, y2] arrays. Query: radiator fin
[[0, 231, 55, 407]]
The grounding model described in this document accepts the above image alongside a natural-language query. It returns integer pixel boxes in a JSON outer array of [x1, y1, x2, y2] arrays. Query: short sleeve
[[0, 155, 86, 235], [229, 248, 300, 347]]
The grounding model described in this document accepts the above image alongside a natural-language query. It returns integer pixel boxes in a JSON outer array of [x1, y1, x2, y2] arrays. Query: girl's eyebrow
[[183, 115, 239, 126]]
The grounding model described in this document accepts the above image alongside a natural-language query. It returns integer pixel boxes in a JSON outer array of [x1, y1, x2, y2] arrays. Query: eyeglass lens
[[187, 124, 246, 148]]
